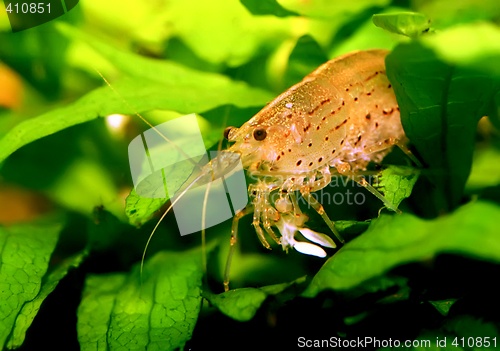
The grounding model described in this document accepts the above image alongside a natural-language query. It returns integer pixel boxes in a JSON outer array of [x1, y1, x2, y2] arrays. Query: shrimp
[[135, 49, 414, 291], [217, 49, 412, 290]]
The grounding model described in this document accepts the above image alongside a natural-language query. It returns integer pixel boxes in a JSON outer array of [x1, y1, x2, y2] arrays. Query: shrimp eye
[[223, 126, 233, 140], [253, 128, 267, 141]]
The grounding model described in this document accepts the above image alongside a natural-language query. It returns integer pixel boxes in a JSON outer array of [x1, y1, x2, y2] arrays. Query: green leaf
[[57, 24, 270, 98], [332, 220, 371, 242], [79, 0, 295, 67], [375, 165, 420, 209], [0, 74, 270, 165], [429, 299, 457, 316], [466, 147, 500, 190], [125, 133, 204, 226], [372, 12, 432, 38], [0, 220, 62, 348], [77, 250, 203, 351], [205, 288, 267, 322], [204, 277, 306, 321], [334, 220, 371, 234], [240, 0, 299, 17], [125, 189, 167, 227], [420, 22, 500, 78], [303, 201, 500, 297], [386, 42, 500, 211], [158, 0, 294, 66], [283, 35, 328, 89], [0, 30, 274, 165], [77, 0, 173, 46], [444, 315, 499, 339], [277, 0, 391, 19], [329, 7, 401, 57], [6, 250, 88, 349], [413, 0, 500, 29]]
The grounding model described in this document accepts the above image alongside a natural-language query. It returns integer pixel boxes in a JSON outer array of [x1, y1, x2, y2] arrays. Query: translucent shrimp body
[[220, 50, 405, 274]]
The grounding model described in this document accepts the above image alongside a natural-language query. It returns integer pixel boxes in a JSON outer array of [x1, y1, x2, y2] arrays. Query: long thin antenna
[[139, 171, 207, 277], [201, 181, 211, 280], [96, 69, 215, 282], [204, 105, 232, 286], [96, 70, 204, 172]]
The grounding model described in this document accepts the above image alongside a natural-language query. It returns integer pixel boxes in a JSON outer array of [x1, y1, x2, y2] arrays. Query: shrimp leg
[[224, 205, 254, 292]]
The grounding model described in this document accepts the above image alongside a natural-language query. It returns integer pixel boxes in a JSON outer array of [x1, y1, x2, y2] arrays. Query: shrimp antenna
[[200, 104, 233, 285], [96, 70, 204, 172], [96, 69, 213, 283], [140, 171, 206, 278], [200, 181, 212, 281]]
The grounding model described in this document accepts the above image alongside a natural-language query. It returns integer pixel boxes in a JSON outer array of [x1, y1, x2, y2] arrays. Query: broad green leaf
[[240, 0, 298, 17], [162, 0, 296, 67], [277, 0, 391, 19], [0, 220, 62, 348], [329, 7, 401, 57], [413, 0, 500, 29], [78, 0, 173, 46], [124, 128, 205, 226], [429, 299, 457, 316], [125, 161, 202, 227], [375, 165, 420, 209], [159, 0, 295, 67], [77, 274, 127, 351], [444, 315, 499, 339], [334, 220, 370, 234], [358, 276, 409, 299], [204, 277, 306, 321], [466, 147, 500, 190], [205, 288, 266, 322], [56, 24, 270, 97], [386, 42, 500, 211], [283, 35, 328, 89], [330, 220, 371, 242], [77, 250, 203, 351], [90, 0, 295, 67], [6, 250, 87, 349], [372, 12, 432, 38], [303, 201, 500, 297], [125, 189, 167, 227], [0, 33, 274, 165], [79, 0, 296, 66], [420, 22, 500, 78]]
